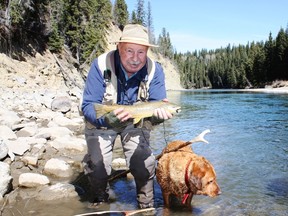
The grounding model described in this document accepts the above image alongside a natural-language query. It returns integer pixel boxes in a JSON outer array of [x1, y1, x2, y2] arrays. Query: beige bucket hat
[[113, 24, 158, 47]]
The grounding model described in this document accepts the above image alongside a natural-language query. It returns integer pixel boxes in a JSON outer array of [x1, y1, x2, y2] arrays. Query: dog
[[156, 140, 221, 208]]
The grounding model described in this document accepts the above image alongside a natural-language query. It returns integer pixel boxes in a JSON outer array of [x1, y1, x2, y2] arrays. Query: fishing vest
[[98, 50, 156, 105]]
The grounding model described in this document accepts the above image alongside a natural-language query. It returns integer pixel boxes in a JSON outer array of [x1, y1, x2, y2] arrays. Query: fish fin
[[133, 117, 142, 124], [94, 103, 107, 118]]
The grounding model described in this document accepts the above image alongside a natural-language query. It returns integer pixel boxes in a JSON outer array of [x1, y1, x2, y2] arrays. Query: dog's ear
[[190, 163, 204, 191], [190, 175, 202, 192]]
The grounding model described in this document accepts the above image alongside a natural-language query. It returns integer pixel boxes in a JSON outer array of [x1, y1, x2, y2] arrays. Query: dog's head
[[189, 157, 221, 197]]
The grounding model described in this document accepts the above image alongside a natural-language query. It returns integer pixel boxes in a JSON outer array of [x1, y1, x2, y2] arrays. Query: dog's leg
[[162, 191, 171, 207], [185, 193, 194, 209], [163, 207, 171, 216]]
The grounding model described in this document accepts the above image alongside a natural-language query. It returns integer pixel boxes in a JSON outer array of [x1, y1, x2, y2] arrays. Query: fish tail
[[94, 103, 108, 118]]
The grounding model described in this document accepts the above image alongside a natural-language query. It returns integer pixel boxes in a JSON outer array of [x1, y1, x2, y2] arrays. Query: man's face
[[118, 42, 149, 77]]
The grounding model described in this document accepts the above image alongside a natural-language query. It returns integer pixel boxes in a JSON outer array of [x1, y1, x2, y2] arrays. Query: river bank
[[241, 80, 288, 94]]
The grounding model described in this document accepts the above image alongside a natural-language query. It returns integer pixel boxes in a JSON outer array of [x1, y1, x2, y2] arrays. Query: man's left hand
[[153, 99, 173, 120]]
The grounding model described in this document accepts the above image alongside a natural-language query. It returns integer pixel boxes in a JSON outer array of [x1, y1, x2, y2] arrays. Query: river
[[149, 90, 288, 215], [4, 90, 288, 216]]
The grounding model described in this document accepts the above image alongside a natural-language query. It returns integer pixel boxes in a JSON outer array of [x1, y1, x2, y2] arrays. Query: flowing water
[[3, 90, 288, 216], [149, 90, 288, 216]]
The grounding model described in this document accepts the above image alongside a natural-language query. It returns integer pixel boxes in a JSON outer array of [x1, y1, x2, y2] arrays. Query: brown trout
[[94, 101, 181, 124]]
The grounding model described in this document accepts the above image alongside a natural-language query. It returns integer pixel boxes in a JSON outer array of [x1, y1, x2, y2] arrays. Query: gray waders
[[83, 124, 155, 208]]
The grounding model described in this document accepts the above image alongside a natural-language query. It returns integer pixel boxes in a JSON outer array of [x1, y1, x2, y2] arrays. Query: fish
[[94, 101, 181, 124]]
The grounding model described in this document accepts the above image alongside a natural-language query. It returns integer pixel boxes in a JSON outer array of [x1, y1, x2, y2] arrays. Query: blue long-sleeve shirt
[[81, 50, 167, 127]]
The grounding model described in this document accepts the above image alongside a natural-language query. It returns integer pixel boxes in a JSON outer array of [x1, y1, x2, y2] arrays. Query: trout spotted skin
[[94, 101, 181, 124]]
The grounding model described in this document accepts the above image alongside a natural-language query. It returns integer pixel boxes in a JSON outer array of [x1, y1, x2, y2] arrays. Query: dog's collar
[[182, 158, 193, 204]]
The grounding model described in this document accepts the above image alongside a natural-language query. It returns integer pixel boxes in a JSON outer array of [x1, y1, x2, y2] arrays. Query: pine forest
[[1, 0, 287, 89]]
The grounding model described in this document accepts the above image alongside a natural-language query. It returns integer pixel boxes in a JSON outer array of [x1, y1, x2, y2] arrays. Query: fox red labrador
[[156, 140, 221, 208]]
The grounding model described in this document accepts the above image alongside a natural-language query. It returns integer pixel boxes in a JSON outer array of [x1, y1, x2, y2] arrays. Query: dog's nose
[[217, 189, 222, 195]]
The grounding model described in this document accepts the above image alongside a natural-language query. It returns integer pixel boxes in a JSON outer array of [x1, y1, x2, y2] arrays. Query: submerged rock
[[36, 183, 78, 201]]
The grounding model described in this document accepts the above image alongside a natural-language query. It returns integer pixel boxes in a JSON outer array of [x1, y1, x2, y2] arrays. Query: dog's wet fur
[[156, 140, 221, 208]]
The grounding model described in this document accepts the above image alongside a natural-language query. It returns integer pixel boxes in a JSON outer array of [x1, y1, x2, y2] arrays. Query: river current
[[149, 90, 288, 215]]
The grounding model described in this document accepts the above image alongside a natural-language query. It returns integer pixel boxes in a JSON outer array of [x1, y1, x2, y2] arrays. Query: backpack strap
[[98, 51, 118, 104], [137, 57, 156, 101]]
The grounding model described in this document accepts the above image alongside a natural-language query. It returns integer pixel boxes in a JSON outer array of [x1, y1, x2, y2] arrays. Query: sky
[[123, 0, 288, 53]]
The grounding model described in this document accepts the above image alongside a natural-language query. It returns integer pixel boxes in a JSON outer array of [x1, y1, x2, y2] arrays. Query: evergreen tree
[[130, 10, 137, 24], [81, 0, 112, 61], [48, 0, 65, 53], [1, 0, 287, 88], [2, 0, 50, 54], [157, 28, 173, 59], [274, 28, 288, 79], [264, 32, 276, 81], [135, 0, 146, 26], [62, 0, 112, 62], [48, 21, 65, 52], [147, 1, 156, 46], [63, 0, 83, 61], [113, 0, 129, 30]]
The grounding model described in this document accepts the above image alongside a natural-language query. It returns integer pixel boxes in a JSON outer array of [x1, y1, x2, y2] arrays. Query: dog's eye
[[208, 180, 214, 184]]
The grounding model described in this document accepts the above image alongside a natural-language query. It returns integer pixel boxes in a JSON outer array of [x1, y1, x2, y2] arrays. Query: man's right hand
[[104, 108, 132, 129]]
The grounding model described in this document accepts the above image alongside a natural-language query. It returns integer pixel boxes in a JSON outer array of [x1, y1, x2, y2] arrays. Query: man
[[81, 24, 173, 209]]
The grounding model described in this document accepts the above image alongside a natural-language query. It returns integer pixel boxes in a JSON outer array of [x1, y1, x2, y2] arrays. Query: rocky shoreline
[[0, 85, 85, 205], [0, 51, 130, 215], [0, 45, 183, 215]]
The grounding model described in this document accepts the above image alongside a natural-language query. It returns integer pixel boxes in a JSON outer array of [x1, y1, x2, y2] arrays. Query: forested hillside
[[174, 29, 288, 89], [1, 0, 287, 89]]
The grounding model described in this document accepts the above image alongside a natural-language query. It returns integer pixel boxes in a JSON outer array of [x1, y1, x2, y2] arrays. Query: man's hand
[[113, 108, 133, 122], [153, 99, 173, 120], [104, 108, 132, 129], [153, 108, 173, 120]]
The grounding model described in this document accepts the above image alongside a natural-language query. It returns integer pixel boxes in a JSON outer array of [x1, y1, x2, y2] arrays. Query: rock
[[112, 158, 127, 170], [0, 125, 17, 140], [11, 121, 37, 131], [5, 139, 30, 156], [52, 115, 81, 132], [0, 109, 21, 127], [43, 158, 73, 178], [18, 173, 50, 187], [35, 126, 73, 140], [16, 126, 38, 137], [51, 96, 72, 113], [0, 139, 9, 160], [69, 86, 82, 99], [16, 137, 47, 146], [49, 136, 86, 152], [36, 183, 78, 201], [0, 162, 12, 198], [21, 155, 38, 166], [13, 76, 27, 85], [35, 109, 60, 122]]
